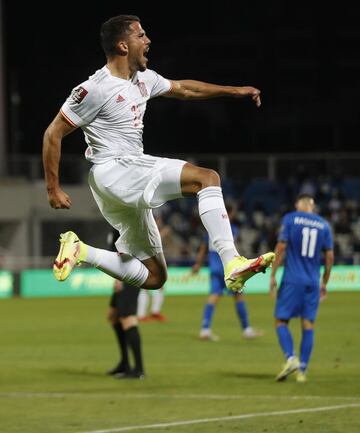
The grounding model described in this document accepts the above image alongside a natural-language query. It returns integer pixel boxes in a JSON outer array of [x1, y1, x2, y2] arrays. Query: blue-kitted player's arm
[[320, 224, 335, 301], [192, 237, 209, 274]]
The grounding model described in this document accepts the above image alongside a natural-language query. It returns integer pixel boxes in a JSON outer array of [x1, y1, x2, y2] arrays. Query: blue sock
[[235, 300, 249, 329], [276, 324, 294, 359], [201, 303, 215, 329], [300, 329, 314, 372]]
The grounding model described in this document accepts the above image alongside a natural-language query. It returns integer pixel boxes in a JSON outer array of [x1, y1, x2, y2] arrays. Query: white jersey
[[61, 66, 171, 163]]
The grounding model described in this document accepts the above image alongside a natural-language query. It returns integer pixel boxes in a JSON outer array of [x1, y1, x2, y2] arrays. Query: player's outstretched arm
[[42, 112, 77, 209], [192, 242, 208, 274], [165, 80, 261, 107]]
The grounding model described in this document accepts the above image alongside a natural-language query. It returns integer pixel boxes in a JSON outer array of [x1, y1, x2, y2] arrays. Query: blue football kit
[[275, 211, 333, 321]]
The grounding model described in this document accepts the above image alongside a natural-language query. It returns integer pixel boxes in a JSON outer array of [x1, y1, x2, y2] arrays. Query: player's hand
[[237, 86, 261, 107], [114, 280, 122, 292], [47, 187, 72, 209], [320, 283, 327, 302], [269, 275, 277, 298], [192, 263, 201, 274]]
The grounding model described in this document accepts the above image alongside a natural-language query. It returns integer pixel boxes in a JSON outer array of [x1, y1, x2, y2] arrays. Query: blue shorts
[[274, 281, 320, 322], [209, 269, 232, 296]]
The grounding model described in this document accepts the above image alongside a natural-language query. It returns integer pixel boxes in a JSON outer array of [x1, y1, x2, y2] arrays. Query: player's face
[[126, 21, 151, 72]]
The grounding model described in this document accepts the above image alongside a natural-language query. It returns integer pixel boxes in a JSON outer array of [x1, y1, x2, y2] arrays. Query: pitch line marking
[[0, 392, 359, 402], [78, 404, 360, 433]]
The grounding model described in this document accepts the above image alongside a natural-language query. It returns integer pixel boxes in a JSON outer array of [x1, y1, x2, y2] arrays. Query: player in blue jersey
[[270, 194, 334, 382], [193, 204, 263, 341]]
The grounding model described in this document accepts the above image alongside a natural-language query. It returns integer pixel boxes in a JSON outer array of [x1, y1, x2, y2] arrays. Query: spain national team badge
[[71, 86, 88, 104]]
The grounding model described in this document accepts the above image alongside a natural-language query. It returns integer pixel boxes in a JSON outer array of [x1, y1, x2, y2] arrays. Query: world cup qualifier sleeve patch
[[71, 86, 88, 104]]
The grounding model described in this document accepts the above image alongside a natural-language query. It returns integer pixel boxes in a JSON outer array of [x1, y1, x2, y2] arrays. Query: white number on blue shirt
[[301, 227, 318, 258]]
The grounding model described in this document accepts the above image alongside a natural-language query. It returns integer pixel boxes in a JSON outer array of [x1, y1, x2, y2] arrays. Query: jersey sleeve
[[60, 80, 104, 127], [145, 69, 172, 98], [278, 214, 290, 242]]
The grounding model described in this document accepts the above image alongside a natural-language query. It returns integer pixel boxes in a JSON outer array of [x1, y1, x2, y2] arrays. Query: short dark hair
[[100, 15, 140, 56], [295, 193, 314, 202]]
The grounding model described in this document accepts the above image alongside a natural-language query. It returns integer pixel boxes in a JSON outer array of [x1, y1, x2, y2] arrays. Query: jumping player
[[43, 15, 274, 295]]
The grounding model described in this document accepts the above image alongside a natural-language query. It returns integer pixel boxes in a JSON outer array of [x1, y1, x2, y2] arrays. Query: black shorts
[[109, 282, 140, 318]]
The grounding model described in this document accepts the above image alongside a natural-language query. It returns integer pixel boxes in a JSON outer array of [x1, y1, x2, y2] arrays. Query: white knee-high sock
[[137, 289, 150, 318], [151, 288, 164, 314], [197, 186, 239, 265], [84, 246, 149, 287]]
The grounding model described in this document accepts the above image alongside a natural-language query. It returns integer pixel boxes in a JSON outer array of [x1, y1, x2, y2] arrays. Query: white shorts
[[88, 154, 186, 261]]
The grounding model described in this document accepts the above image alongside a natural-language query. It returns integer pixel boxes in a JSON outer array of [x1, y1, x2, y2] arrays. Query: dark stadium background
[[2, 1, 359, 156]]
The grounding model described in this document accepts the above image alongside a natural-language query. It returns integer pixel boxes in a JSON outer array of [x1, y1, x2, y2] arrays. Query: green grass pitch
[[0, 292, 359, 433]]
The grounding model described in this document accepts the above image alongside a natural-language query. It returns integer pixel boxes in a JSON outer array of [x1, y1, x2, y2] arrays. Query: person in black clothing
[[106, 229, 145, 379]]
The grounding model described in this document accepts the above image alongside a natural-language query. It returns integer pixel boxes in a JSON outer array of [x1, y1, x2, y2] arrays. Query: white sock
[[197, 186, 239, 265], [137, 289, 150, 318], [84, 246, 149, 287], [151, 288, 164, 314]]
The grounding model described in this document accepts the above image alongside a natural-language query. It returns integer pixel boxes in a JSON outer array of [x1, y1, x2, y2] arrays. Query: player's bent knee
[[142, 254, 167, 289], [143, 273, 167, 289], [181, 164, 221, 194], [204, 168, 220, 186], [196, 168, 220, 189]]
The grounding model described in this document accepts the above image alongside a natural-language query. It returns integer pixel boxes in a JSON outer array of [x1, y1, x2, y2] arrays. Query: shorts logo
[[71, 86, 88, 104], [116, 94, 125, 103]]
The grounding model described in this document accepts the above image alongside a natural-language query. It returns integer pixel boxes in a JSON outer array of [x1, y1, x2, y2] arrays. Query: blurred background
[[0, 0, 359, 274]]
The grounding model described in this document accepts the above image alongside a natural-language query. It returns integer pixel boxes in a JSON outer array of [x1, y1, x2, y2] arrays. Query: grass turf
[[0, 292, 359, 433]]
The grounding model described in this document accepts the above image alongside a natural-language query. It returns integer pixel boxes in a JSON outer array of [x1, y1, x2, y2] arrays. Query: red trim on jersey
[[60, 109, 78, 128]]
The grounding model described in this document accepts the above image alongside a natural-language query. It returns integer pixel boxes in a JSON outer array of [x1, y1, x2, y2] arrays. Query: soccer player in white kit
[[43, 15, 275, 293]]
